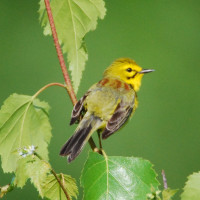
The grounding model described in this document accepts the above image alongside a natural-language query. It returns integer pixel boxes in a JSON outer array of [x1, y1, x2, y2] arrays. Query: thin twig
[[35, 152, 71, 200], [162, 169, 168, 189], [44, 0, 97, 151], [51, 170, 71, 200]]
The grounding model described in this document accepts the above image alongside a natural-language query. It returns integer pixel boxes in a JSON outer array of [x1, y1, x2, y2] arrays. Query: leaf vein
[[82, 160, 105, 178], [4, 122, 23, 167], [0, 101, 29, 129], [72, 0, 92, 21], [108, 159, 150, 190], [67, 0, 79, 68], [109, 172, 134, 198], [19, 101, 32, 147], [89, 0, 101, 16], [73, 13, 87, 32], [85, 171, 106, 198], [0, 110, 25, 145]]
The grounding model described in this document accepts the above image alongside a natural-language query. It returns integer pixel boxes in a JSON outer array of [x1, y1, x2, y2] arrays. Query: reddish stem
[[44, 0, 77, 105], [43, 0, 97, 153]]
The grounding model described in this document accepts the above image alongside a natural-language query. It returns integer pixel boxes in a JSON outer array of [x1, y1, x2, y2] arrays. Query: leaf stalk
[[33, 82, 66, 98]]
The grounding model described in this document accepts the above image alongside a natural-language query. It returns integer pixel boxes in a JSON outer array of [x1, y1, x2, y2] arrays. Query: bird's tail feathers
[[60, 115, 101, 162]]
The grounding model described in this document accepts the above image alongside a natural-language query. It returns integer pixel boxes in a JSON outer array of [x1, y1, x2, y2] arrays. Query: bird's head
[[103, 58, 154, 91]]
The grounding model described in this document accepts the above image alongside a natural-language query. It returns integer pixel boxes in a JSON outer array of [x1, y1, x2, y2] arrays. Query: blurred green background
[[0, 0, 200, 199]]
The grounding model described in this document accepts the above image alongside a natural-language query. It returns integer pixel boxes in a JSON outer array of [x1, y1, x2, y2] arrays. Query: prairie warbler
[[60, 58, 154, 162]]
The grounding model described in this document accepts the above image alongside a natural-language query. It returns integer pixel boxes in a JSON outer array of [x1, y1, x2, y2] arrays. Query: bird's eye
[[126, 68, 132, 72]]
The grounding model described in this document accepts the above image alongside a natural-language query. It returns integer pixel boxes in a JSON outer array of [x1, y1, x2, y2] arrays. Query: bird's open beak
[[138, 69, 155, 74]]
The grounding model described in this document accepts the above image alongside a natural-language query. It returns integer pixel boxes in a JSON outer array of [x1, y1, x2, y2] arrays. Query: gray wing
[[102, 99, 134, 139], [70, 92, 90, 125]]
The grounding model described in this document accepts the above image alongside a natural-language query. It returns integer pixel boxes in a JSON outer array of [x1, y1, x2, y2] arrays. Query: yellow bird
[[60, 58, 154, 162]]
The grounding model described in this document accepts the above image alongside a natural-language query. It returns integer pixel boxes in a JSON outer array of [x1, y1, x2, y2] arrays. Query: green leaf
[[80, 152, 159, 200], [0, 94, 52, 172], [15, 155, 51, 197], [39, 0, 106, 93], [14, 156, 32, 187], [162, 188, 178, 200], [42, 173, 78, 200], [181, 171, 200, 200]]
